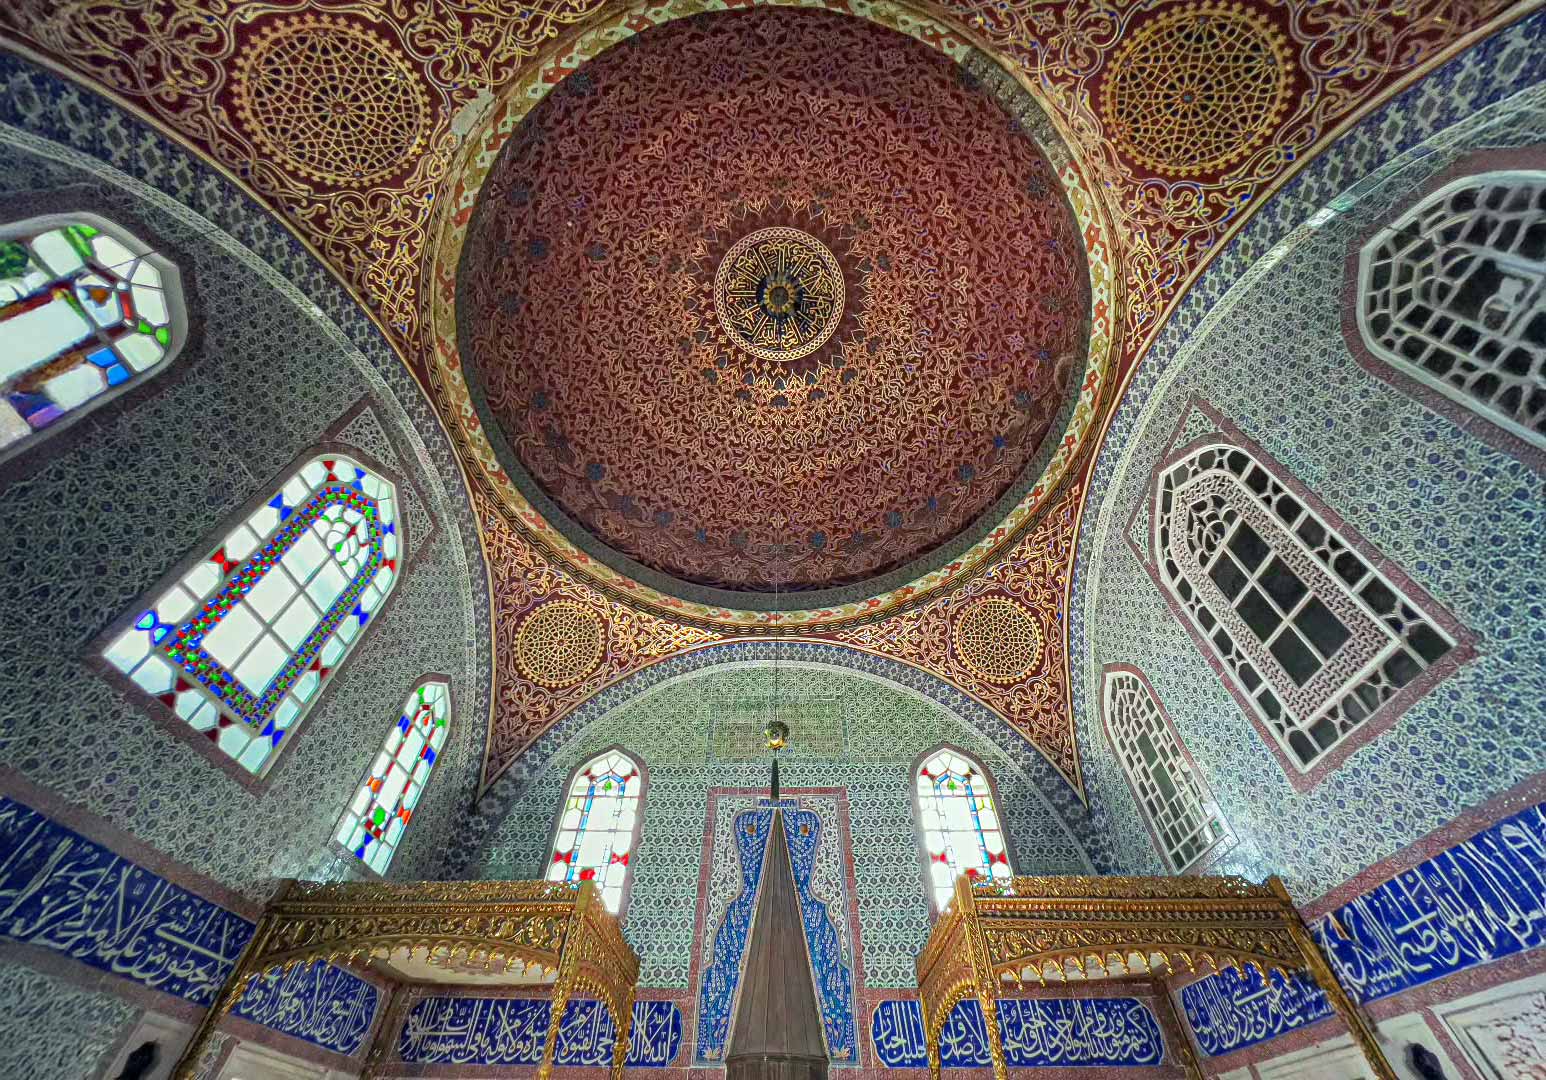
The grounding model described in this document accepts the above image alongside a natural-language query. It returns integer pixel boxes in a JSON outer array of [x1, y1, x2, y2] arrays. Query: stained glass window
[[102, 454, 402, 776], [545, 749, 643, 915], [1102, 669, 1229, 873], [336, 680, 450, 874], [916, 747, 1011, 913], [0, 214, 183, 460]]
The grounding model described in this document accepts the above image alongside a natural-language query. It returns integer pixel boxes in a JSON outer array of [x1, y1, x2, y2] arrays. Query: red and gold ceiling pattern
[[479, 479, 1082, 789], [0, 0, 1525, 794], [458, 9, 1088, 594]]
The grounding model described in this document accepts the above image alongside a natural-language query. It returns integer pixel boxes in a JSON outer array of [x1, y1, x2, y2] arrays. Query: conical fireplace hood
[[725, 807, 829, 1080]]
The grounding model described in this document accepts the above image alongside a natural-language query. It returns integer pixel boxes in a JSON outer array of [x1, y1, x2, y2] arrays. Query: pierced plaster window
[[916, 747, 1012, 913], [0, 213, 185, 462], [336, 680, 450, 874], [1102, 669, 1228, 873], [1153, 441, 1456, 773], [546, 749, 643, 915], [1357, 171, 1545, 451], [102, 454, 403, 776]]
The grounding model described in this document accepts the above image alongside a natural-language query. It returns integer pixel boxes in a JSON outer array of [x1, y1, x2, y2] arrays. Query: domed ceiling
[[456, 8, 1091, 597]]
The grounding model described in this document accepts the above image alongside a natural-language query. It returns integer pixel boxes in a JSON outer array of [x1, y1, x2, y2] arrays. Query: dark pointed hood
[[725, 809, 829, 1080]]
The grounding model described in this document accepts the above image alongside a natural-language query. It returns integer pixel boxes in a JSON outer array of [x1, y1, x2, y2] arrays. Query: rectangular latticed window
[[1153, 434, 1460, 775], [1102, 669, 1228, 873]]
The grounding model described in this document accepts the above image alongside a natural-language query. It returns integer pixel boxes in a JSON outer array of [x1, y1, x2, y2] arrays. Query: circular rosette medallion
[[714, 227, 845, 363]]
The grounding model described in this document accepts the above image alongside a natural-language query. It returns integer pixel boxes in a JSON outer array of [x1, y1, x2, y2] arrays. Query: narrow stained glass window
[[916, 747, 1011, 913], [337, 680, 450, 875], [0, 214, 184, 460], [1102, 669, 1229, 873], [102, 454, 402, 776], [546, 749, 643, 915]]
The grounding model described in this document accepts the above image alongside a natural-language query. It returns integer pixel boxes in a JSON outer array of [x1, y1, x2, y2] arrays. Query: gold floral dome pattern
[[952, 597, 1044, 685], [233, 16, 430, 186], [1102, 3, 1292, 176], [713, 227, 846, 363], [514, 601, 605, 689]]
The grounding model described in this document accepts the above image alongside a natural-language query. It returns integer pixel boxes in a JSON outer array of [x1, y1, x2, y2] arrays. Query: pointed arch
[[1100, 664, 1231, 873], [336, 677, 451, 874], [1143, 405, 1471, 787], [544, 746, 646, 917], [0, 212, 186, 465], [912, 743, 1015, 914]]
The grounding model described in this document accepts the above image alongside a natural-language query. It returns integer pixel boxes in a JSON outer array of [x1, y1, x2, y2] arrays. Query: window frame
[[910, 742, 1018, 918], [1099, 664, 1234, 874], [1342, 150, 1546, 472], [87, 437, 413, 791], [1127, 399, 1475, 791], [0, 211, 189, 473], [333, 674, 453, 878], [541, 745, 648, 921]]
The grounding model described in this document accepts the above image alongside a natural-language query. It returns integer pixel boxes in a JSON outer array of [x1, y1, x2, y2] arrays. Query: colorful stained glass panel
[[545, 750, 642, 915], [0, 215, 183, 459], [103, 455, 401, 775], [916, 748, 1011, 913], [336, 681, 450, 875]]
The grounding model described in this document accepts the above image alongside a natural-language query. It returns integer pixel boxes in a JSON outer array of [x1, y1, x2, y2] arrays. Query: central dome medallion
[[456, 8, 1091, 599], [714, 227, 845, 363]]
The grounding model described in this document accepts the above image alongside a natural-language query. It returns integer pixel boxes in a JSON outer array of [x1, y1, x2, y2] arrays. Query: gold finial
[[764, 718, 789, 751]]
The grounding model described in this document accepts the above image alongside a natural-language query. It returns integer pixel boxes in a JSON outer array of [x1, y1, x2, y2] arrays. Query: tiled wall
[[1070, 13, 1546, 898]]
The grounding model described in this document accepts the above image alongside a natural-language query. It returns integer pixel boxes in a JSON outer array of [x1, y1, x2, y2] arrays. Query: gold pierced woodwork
[[171, 879, 639, 1080], [915, 874, 1396, 1080]]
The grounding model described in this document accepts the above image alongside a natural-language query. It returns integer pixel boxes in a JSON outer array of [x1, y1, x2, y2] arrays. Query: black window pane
[[1229, 521, 1270, 570], [1297, 596, 1351, 658], [1384, 650, 1421, 688], [1237, 587, 1281, 642], [1409, 623, 1453, 664], [1260, 557, 1309, 612], [1270, 629, 1322, 686], [1361, 577, 1397, 615], [1209, 553, 1249, 599]]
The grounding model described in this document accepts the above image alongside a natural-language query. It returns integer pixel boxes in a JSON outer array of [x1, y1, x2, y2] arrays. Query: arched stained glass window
[[545, 749, 644, 915], [101, 453, 403, 776], [336, 679, 450, 875], [915, 747, 1012, 913], [1102, 668, 1229, 873], [1152, 435, 1458, 776], [0, 214, 184, 461]]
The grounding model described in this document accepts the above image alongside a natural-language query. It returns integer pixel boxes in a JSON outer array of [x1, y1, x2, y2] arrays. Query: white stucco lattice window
[[0, 213, 186, 463], [1153, 439, 1457, 776], [1101, 668, 1229, 873], [101, 453, 403, 778], [915, 746, 1012, 914], [1357, 170, 1545, 452], [546, 748, 644, 916], [336, 679, 450, 875]]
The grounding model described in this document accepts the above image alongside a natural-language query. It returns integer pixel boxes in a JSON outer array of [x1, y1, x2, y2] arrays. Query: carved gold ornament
[[914, 874, 1398, 1080], [952, 597, 1044, 684], [1101, 2, 1292, 176], [233, 16, 430, 186], [171, 879, 639, 1080], [515, 600, 606, 689], [714, 227, 845, 362]]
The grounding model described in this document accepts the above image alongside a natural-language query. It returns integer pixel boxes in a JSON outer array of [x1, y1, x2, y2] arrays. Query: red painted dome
[[458, 8, 1090, 595]]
